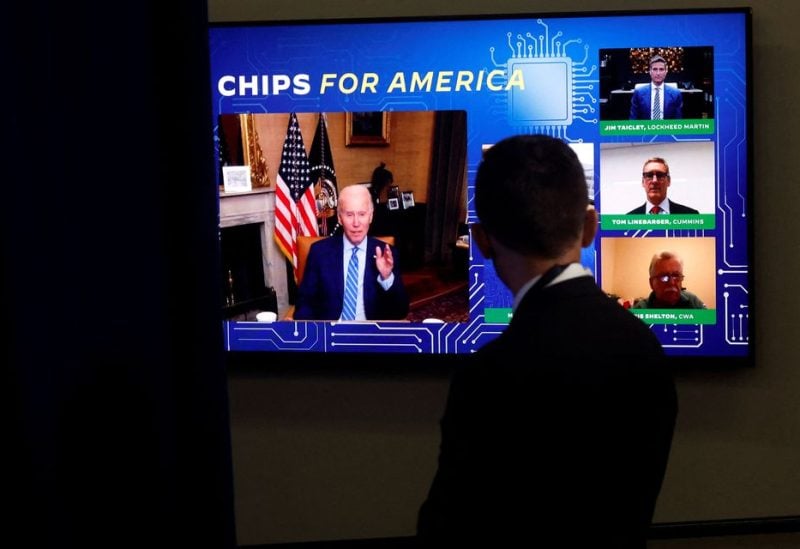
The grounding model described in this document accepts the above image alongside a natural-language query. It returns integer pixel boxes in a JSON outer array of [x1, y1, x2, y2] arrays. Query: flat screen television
[[209, 8, 753, 367]]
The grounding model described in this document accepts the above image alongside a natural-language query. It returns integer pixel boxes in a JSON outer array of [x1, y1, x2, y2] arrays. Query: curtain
[[424, 111, 467, 265]]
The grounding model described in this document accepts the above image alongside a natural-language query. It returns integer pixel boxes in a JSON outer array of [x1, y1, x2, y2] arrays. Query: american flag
[[274, 113, 318, 276]]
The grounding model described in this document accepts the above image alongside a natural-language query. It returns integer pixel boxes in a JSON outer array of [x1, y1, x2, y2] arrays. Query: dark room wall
[[209, 0, 800, 545], [6, 2, 236, 547]]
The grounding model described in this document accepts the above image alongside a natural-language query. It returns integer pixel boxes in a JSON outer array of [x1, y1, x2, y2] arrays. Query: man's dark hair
[[475, 134, 589, 259], [649, 55, 667, 67]]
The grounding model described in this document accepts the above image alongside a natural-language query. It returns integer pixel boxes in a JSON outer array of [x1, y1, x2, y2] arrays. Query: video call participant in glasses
[[627, 157, 699, 215], [294, 184, 409, 321], [629, 55, 683, 120], [633, 251, 706, 309], [418, 134, 677, 546]]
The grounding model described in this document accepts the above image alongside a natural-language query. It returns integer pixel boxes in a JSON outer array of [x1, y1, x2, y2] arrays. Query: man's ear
[[471, 223, 494, 260], [581, 206, 598, 247]]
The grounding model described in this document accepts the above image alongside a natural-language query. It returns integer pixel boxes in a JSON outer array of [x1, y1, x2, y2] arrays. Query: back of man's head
[[475, 134, 588, 259]]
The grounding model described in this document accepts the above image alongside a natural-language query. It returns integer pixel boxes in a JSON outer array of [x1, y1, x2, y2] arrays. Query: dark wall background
[[5, 1, 236, 547], [208, 0, 800, 545]]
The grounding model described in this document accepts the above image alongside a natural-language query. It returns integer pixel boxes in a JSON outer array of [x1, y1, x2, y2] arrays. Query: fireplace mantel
[[219, 188, 288, 315]]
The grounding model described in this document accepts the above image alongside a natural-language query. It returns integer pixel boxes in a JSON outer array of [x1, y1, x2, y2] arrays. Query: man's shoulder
[[634, 84, 651, 95], [309, 235, 340, 253], [464, 282, 670, 398], [627, 204, 646, 214], [668, 200, 699, 214], [514, 280, 662, 353], [680, 290, 706, 308]]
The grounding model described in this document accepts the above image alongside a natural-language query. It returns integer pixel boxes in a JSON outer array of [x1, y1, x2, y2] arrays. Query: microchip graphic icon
[[509, 57, 573, 126]]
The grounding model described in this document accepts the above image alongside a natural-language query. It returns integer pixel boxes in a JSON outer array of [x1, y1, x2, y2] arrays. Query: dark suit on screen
[[630, 84, 683, 120], [418, 272, 677, 546], [627, 199, 699, 215], [294, 235, 408, 321]]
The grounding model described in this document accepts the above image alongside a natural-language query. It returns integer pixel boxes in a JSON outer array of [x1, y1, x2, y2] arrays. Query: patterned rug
[[406, 282, 469, 323]]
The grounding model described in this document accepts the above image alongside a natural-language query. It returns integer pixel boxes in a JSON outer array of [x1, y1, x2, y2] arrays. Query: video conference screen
[[209, 8, 752, 363]]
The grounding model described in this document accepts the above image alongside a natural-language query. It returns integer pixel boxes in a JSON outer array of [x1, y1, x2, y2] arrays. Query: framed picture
[[218, 113, 270, 188], [401, 191, 415, 209], [346, 111, 390, 146], [222, 165, 252, 193], [387, 197, 400, 210]]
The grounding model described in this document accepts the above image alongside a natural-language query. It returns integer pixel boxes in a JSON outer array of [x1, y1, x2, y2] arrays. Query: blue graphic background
[[210, 11, 750, 357]]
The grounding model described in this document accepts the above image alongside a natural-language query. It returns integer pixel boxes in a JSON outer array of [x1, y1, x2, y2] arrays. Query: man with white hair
[[632, 251, 706, 309], [294, 184, 408, 320]]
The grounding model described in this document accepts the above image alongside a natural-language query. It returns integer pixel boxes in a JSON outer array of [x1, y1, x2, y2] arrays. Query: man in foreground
[[418, 135, 677, 546]]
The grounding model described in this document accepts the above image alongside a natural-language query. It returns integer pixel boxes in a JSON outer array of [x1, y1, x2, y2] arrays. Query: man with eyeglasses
[[627, 157, 699, 215], [633, 251, 706, 309]]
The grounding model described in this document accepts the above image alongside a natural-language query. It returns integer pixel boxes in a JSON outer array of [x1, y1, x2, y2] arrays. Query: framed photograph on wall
[[387, 197, 400, 210], [346, 111, 390, 146], [401, 191, 415, 209]]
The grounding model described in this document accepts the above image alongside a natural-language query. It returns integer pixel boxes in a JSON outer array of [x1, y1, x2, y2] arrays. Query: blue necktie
[[652, 86, 662, 119], [342, 246, 359, 320]]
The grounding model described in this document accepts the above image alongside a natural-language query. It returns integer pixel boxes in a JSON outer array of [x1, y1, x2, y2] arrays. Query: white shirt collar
[[645, 199, 670, 213], [512, 263, 593, 312], [344, 235, 365, 253]]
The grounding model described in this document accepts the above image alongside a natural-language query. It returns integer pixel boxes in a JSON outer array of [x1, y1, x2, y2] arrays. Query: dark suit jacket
[[294, 235, 409, 321], [627, 199, 699, 215], [630, 84, 683, 120], [418, 274, 677, 546]]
